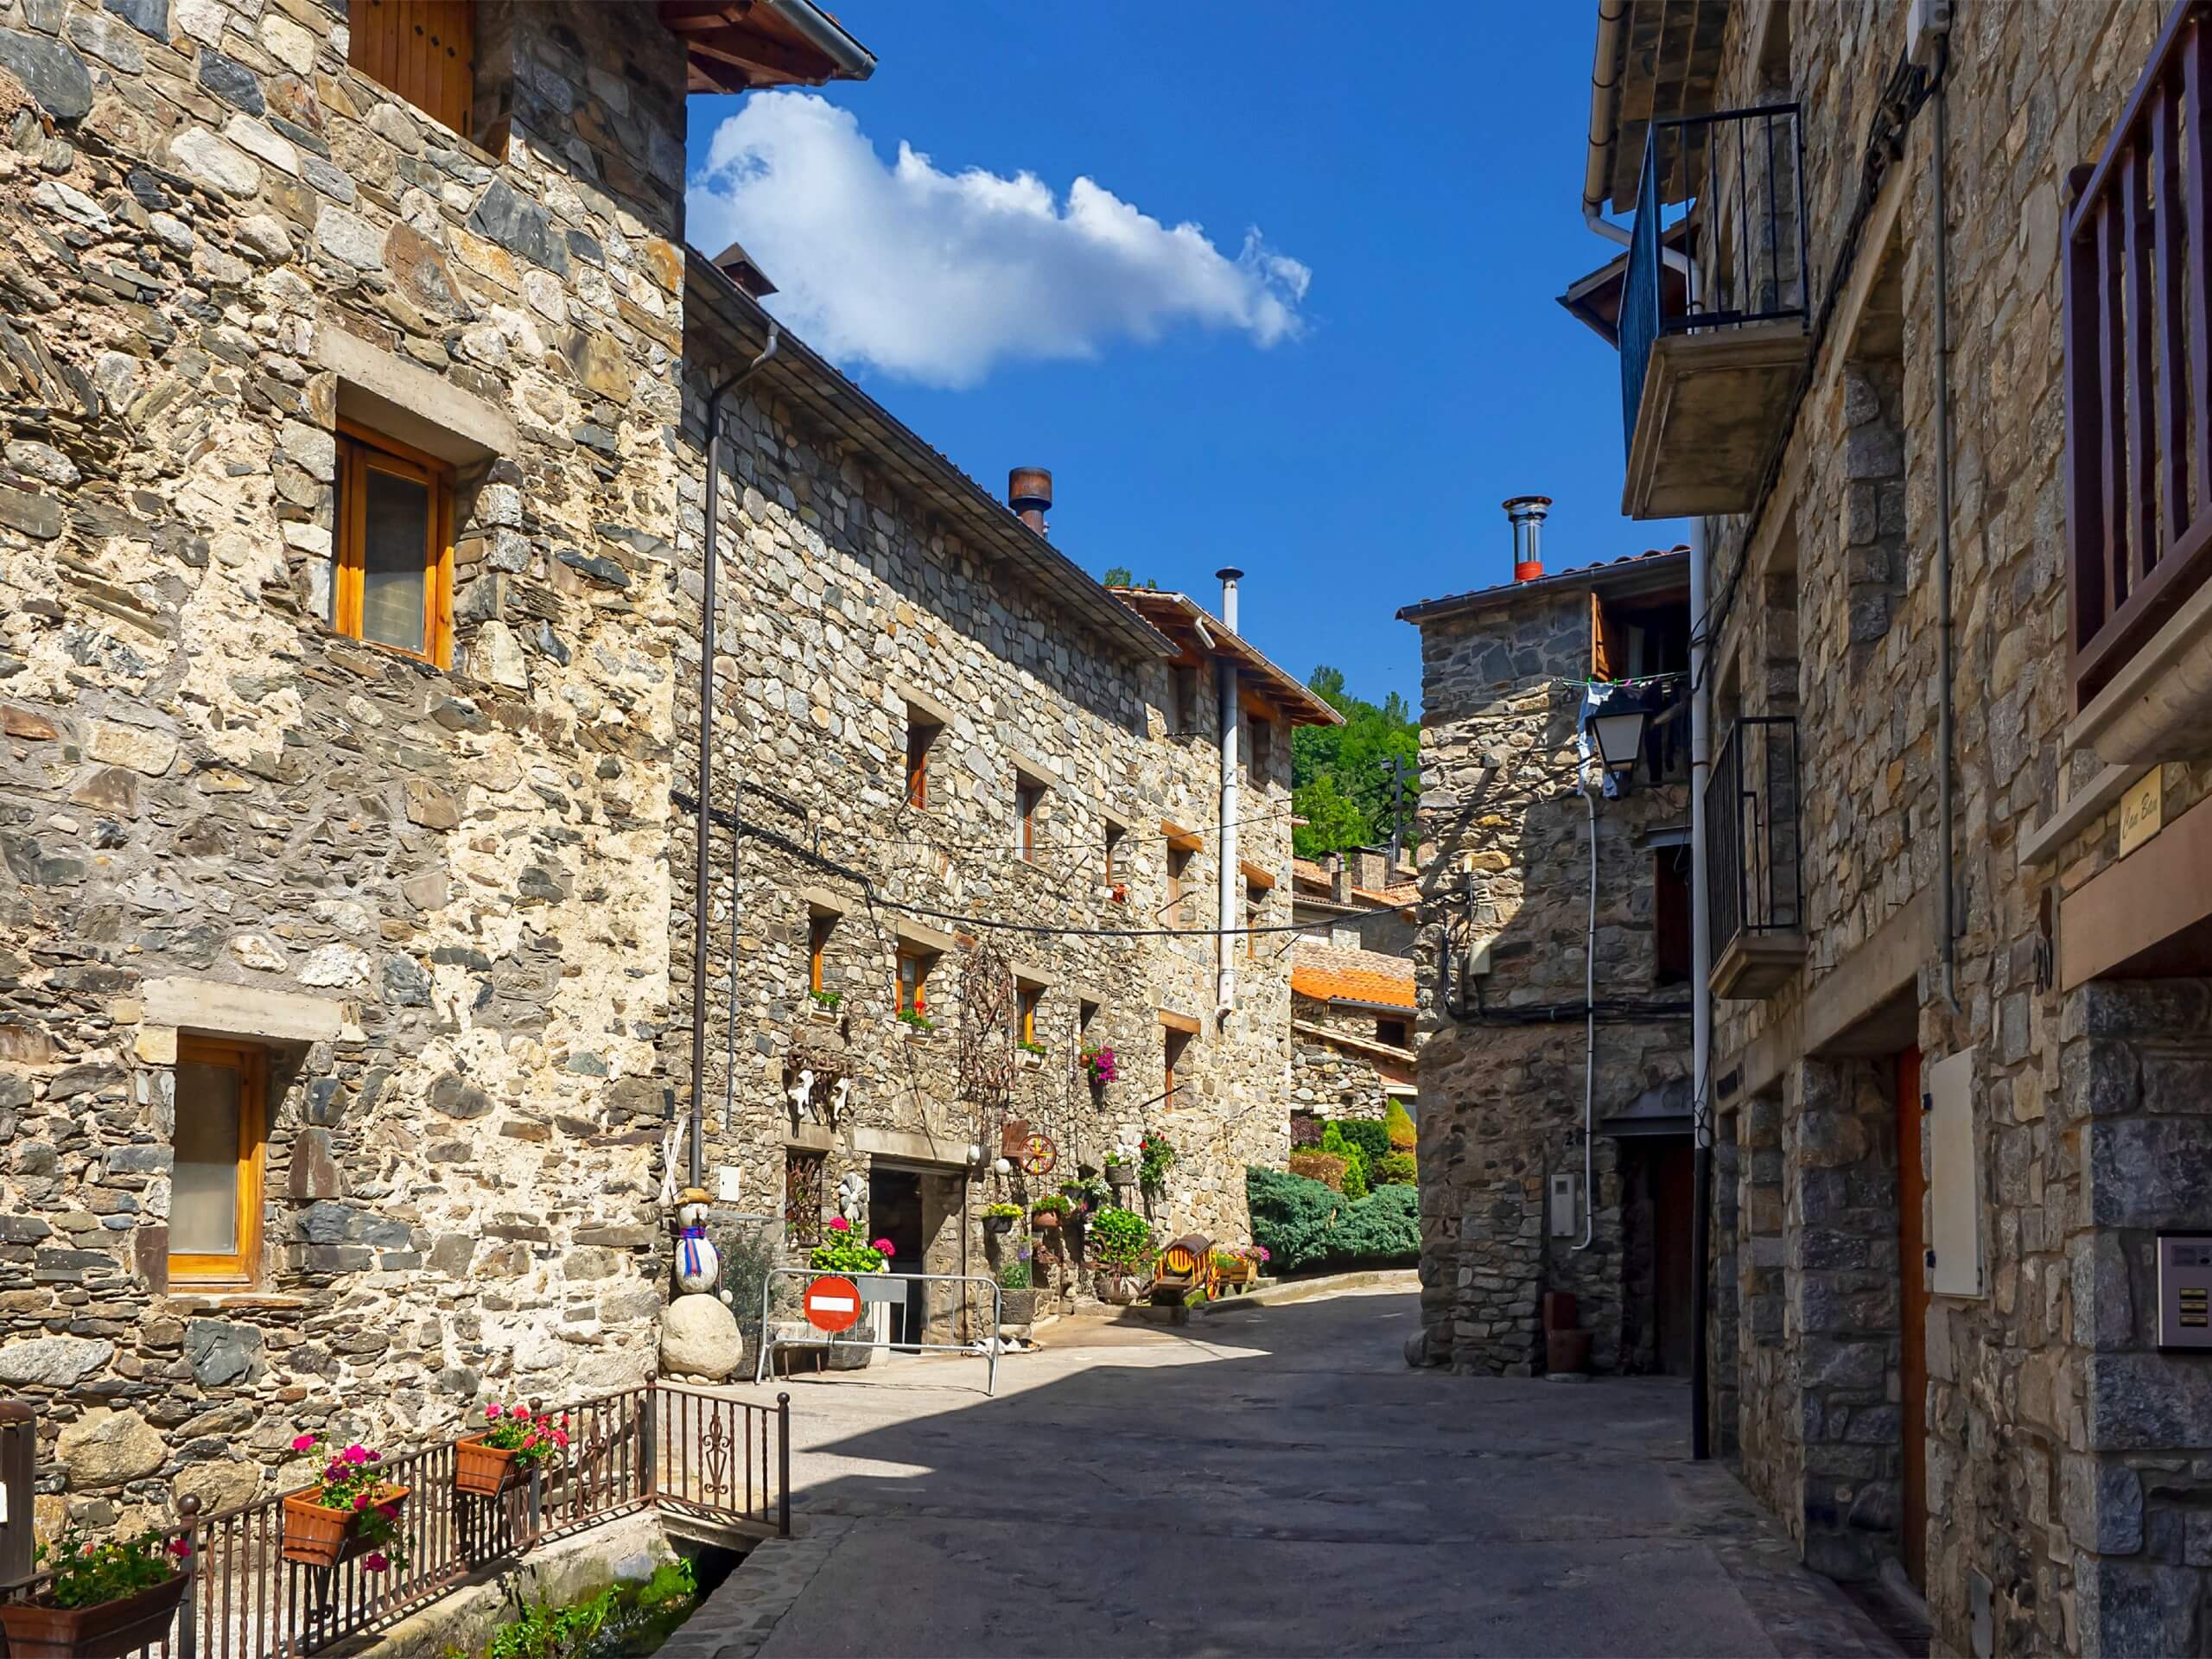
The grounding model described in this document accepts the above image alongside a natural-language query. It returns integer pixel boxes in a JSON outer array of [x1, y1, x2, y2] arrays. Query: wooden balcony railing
[[2065, 0, 2212, 704]]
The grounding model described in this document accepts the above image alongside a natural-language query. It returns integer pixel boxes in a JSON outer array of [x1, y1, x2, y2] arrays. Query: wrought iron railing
[[1705, 716, 1802, 963], [0, 1383, 789, 1659], [1621, 102, 1810, 456], [2064, 0, 2212, 703]]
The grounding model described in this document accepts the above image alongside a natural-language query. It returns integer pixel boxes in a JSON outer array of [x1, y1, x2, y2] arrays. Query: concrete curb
[[1194, 1265, 1418, 1316]]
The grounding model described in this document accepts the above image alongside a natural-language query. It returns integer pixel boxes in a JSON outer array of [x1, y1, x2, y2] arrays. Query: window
[[1164, 1027, 1194, 1108], [1103, 822, 1126, 886], [169, 1037, 266, 1286], [349, 0, 474, 136], [1166, 846, 1192, 923], [1016, 777, 1046, 862], [1017, 982, 1043, 1047], [1078, 999, 1100, 1037], [1246, 897, 1264, 962], [905, 710, 939, 808], [335, 424, 452, 666], [897, 947, 934, 1016], [807, 912, 835, 995], [1168, 664, 1201, 733], [1376, 1018, 1410, 1048], [1248, 715, 1273, 783], [783, 1150, 825, 1248], [1655, 846, 1693, 987]]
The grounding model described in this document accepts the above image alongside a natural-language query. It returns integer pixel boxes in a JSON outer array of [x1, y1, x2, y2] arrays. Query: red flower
[[377, 1503, 398, 1522], [353, 1493, 372, 1511], [167, 1537, 193, 1559], [364, 1551, 389, 1573]]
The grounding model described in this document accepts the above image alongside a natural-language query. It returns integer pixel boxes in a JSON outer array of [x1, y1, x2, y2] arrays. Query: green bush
[[1382, 1099, 1417, 1151], [1247, 1166, 1345, 1274], [1374, 1150, 1418, 1186], [1321, 1125, 1370, 1200], [1330, 1118, 1392, 1166], [1331, 1183, 1421, 1262]]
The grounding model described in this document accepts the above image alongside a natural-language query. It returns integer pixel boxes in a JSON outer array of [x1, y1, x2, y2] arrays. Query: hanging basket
[[983, 1212, 1016, 1235], [454, 1434, 522, 1497], [1033, 1210, 1062, 1231], [1106, 1165, 1137, 1191], [281, 1484, 410, 1568]]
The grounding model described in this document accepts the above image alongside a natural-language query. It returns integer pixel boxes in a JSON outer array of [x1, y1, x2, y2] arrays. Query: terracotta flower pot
[[1033, 1211, 1061, 1230], [454, 1433, 522, 1497], [0, 1573, 187, 1659], [281, 1484, 410, 1568]]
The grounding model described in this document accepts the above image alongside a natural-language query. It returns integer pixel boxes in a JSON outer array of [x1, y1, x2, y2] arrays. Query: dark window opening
[[1655, 845, 1693, 987]]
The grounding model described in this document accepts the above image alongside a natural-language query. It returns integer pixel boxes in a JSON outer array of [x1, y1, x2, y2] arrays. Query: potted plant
[[281, 1431, 410, 1571], [995, 1255, 1038, 1326], [1103, 1150, 1137, 1192], [807, 988, 842, 1021], [982, 1201, 1023, 1235], [0, 1528, 190, 1659], [1015, 1039, 1048, 1071], [454, 1402, 569, 1497], [897, 1008, 936, 1036], [1030, 1195, 1070, 1231], [809, 1217, 892, 1275], [1058, 1176, 1108, 1221], [1088, 1205, 1154, 1304], [1081, 1046, 1117, 1090], [1138, 1133, 1178, 1196]]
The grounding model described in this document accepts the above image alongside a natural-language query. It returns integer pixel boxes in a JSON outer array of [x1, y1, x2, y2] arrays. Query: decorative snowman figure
[[672, 1187, 721, 1296]]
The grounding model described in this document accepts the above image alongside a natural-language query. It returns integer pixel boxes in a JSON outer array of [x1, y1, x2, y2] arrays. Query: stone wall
[[0, 0, 686, 1540], [1407, 581, 1693, 1375], [1289, 995, 1410, 1122], [665, 283, 1298, 1306]]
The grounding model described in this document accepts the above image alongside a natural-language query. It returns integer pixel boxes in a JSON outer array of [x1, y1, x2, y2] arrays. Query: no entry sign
[[804, 1274, 861, 1333]]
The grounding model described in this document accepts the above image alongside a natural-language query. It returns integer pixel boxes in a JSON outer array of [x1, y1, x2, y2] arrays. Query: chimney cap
[[709, 238, 779, 300], [1215, 566, 1245, 582], [1502, 494, 1554, 513]]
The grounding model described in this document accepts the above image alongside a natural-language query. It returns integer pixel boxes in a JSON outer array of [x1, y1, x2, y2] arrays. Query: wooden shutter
[[1591, 592, 1621, 679], [351, 0, 474, 137]]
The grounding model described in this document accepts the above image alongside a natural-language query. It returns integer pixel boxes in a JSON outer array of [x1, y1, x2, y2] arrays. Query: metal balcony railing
[[1621, 103, 1811, 458], [1705, 716, 1802, 963]]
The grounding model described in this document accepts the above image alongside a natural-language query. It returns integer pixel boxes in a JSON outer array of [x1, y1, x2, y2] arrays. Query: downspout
[[1932, 58, 1959, 1013], [1216, 569, 1244, 1014], [689, 321, 779, 1191], [1688, 513, 1714, 1459], [1582, 1, 1692, 278], [1573, 761, 1599, 1252]]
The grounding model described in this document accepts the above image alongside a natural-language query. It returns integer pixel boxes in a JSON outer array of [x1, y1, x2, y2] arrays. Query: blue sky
[[683, 4, 1679, 714]]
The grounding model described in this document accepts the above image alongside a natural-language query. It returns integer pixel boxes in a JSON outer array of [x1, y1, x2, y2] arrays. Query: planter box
[[0, 1573, 187, 1659], [281, 1484, 410, 1568], [1106, 1166, 1137, 1191], [997, 1287, 1039, 1326], [454, 1433, 522, 1497], [983, 1212, 1017, 1234], [807, 1004, 842, 1026]]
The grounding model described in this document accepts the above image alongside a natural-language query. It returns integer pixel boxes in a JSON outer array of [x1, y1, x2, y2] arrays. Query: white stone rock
[[230, 934, 288, 972], [659, 1294, 742, 1381], [467, 620, 529, 690], [259, 10, 317, 74], [56, 1408, 166, 1489], [0, 1336, 114, 1388], [31, 178, 109, 231], [225, 115, 298, 175], [237, 213, 296, 261], [315, 206, 384, 272], [148, 211, 194, 254], [175, 0, 227, 46], [88, 721, 178, 776], [299, 944, 370, 988], [4, 440, 79, 486], [170, 128, 260, 198]]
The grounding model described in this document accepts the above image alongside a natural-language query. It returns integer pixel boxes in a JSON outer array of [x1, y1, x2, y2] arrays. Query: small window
[[807, 912, 835, 995], [334, 424, 452, 666], [1246, 897, 1264, 962], [1104, 822, 1125, 884], [905, 710, 939, 809], [783, 1149, 825, 1248], [1017, 982, 1043, 1047], [1248, 716, 1273, 783], [350, 0, 474, 136], [1166, 846, 1192, 923], [1164, 1027, 1193, 1108], [1655, 847, 1693, 987], [1016, 778, 1046, 862], [1376, 1018, 1410, 1048], [169, 1037, 267, 1286], [1078, 999, 1100, 1037], [1169, 664, 1201, 734], [897, 946, 934, 1016]]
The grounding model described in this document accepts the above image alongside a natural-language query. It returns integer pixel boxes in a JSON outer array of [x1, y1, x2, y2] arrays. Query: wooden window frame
[[168, 1036, 266, 1287], [1017, 982, 1043, 1047], [1016, 778, 1045, 862], [335, 420, 454, 669], [808, 911, 834, 995], [897, 946, 933, 1016], [906, 713, 938, 809]]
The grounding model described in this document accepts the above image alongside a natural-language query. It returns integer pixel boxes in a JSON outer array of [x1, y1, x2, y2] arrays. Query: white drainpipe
[[1215, 569, 1243, 1014]]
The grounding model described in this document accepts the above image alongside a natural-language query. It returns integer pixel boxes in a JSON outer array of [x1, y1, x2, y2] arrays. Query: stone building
[[1288, 851, 1418, 1126], [1566, 0, 2212, 1650], [1401, 519, 1697, 1379], [0, 0, 868, 1539], [671, 256, 1336, 1333]]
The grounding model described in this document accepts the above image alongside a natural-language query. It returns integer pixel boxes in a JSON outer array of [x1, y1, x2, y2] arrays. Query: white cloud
[[686, 93, 1311, 389]]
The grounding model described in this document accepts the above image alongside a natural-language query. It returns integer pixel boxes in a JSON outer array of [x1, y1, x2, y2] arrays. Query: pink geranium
[[290, 1433, 316, 1452], [827, 1216, 851, 1231], [871, 1237, 895, 1256], [364, 1552, 389, 1573], [486, 1404, 503, 1419], [341, 1444, 370, 1465]]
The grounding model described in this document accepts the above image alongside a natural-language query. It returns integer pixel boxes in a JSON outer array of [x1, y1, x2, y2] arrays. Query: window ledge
[[163, 1290, 309, 1312]]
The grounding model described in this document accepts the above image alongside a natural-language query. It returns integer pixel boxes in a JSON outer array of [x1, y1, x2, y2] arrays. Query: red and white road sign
[[804, 1274, 861, 1333]]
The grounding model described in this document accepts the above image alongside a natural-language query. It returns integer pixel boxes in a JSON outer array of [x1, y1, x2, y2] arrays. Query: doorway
[[1895, 1046, 1928, 1592], [1620, 1136, 1696, 1375], [868, 1166, 925, 1346]]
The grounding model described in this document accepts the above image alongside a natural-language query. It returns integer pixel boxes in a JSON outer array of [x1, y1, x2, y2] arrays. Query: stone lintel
[[316, 322, 518, 465], [140, 977, 346, 1044], [851, 1126, 971, 1169], [2018, 761, 2137, 869], [893, 918, 955, 955], [785, 1125, 836, 1154], [800, 885, 847, 916], [887, 680, 957, 729], [2061, 792, 2212, 988]]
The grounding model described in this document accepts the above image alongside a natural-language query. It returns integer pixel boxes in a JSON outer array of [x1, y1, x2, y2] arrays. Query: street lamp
[[1587, 706, 1650, 791]]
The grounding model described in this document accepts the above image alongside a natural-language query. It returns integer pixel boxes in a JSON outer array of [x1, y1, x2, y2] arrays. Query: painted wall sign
[[2119, 769, 2164, 858]]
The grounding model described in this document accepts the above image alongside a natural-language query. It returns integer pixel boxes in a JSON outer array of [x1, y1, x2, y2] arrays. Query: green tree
[[1102, 566, 1132, 588], [1292, 665, 1419, 858]]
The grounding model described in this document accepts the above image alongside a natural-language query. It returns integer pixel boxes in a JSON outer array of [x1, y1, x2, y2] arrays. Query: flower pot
[[983, 1212, 1015, 1234], [454, 1433, 522, 1497], [0, 1573, 188, 1659], [1106, 1166, 1136, 1191], [281, 1484, 410, 1568], [1095, 1273, 1139, 1306], [1032, 1211, 1061, 1231], [997, 1287, 1039, 1326]]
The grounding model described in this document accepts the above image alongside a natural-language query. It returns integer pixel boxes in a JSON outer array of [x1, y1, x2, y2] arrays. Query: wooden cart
[[1150, 1234, 1216, 1304]]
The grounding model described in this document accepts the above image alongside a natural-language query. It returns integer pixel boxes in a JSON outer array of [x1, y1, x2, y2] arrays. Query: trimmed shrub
[[1248, 1166, 1344, 1274], [1289, 1109, 1322, 1148], [1319, 1125, 1370, 1199], [1374, 1150, 1418, 1186], [1383, 1099, 1417, 1151], [1330, 1118, 1392, 1166], [1330, 1183, 1421, 1262], [1288, 1150, 1347, 1192]]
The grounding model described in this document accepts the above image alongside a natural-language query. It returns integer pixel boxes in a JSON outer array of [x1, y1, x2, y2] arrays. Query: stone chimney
[[1329, 853, 1350, 906], [1350, 848, 1388, 893]]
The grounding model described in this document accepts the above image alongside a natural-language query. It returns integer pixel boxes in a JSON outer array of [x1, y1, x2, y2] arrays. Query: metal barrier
[[754, 1268, 1003, 1395]]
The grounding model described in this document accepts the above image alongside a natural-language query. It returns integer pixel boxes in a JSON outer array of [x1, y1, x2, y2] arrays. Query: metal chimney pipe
[[1009, 467, 1052, 534], [1503, 495, 1552, 582], [1216, 566, 1243, 632], [1214, 567, 1244, 1015]]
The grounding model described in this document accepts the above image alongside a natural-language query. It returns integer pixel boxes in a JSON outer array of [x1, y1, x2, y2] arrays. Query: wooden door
[[1651, 1140, 1695, 1376], [1897, 1046, 1928, 1591]]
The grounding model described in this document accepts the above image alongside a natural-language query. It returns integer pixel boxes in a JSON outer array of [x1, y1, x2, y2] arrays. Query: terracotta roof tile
[[1291, 940, 1416, 1010]]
